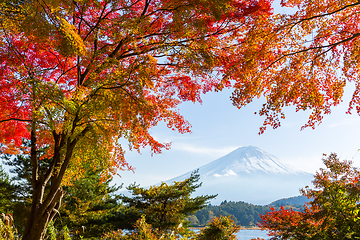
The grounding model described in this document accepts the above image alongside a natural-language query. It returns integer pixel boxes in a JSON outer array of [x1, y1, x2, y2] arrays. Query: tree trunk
[[22, 186, 64, 240], [22, 210, 52, 240], [21, 106, 89, 240], [22, 130, 78, 240]]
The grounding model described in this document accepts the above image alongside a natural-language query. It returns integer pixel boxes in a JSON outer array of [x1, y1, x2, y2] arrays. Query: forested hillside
[[186, 197, 307, 227]]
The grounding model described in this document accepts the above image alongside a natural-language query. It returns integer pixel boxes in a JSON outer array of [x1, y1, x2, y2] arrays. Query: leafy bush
[[102, 215, 239, 240], [196, 216, 240, 240], [102, 216, 157, 240]]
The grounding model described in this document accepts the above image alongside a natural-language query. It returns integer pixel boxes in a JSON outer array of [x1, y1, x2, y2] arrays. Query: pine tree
[[0, 164, 16, 214], [118, 170, 216, 237], [59, 164, 122, 239]]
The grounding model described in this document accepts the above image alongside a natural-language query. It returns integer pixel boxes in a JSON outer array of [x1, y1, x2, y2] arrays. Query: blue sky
[[114, 82, 360, 188]]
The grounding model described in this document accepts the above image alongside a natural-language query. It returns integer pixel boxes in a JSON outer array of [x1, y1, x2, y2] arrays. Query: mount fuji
[[164, 146, 314, 205]]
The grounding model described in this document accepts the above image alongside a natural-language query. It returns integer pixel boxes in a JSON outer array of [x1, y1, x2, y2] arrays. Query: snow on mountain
[[164, 146, 314, 205]]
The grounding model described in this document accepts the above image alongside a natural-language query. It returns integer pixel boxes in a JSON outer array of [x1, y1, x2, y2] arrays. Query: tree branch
[[291, 2, 360, 27], [264, 33, 360, 71], [0, 118, 31, 123]]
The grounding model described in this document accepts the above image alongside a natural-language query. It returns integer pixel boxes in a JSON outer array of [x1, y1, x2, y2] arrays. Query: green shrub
[[102, 215, 239, 240], [196, 216, 240, 240]]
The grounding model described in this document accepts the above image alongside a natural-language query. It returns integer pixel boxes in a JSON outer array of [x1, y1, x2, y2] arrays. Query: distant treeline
[[186, 196, 309, 227]]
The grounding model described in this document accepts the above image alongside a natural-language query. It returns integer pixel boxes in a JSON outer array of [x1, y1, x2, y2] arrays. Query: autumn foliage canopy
[[3, 0, 360, 175], [0, 0, 273, 175], [230, 0, 360, 132]]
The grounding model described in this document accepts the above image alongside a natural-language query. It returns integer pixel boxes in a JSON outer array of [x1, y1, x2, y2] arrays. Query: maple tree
[[0, 0, 273, 239], [259, 153, 360, 239], [227, 0, 360, 132]]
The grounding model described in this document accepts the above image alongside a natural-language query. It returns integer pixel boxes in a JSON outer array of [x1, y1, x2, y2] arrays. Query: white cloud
[[224, 170, 237, 176], [213, 170, 237, 178]]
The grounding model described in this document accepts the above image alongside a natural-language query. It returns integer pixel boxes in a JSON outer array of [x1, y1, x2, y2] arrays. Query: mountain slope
[[165, 146, 314, 205], [269, 195, 310, 207]]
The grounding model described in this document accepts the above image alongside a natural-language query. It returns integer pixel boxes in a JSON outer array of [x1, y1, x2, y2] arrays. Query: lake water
[[192, 229, 270, 239], [238, 229, 270, 240]]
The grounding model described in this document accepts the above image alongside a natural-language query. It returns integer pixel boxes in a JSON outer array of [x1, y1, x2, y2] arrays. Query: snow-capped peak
[[164, 146, 313, 205], [198, 146, 305, 176]]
